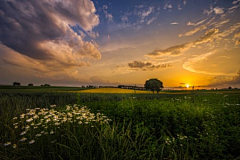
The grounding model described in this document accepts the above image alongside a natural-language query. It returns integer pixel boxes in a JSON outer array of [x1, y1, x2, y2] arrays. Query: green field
[[0, 87, 240, 159]]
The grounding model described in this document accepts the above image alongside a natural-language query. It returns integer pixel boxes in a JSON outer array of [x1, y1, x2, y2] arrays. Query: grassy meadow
[[0, 86, 240, 159]]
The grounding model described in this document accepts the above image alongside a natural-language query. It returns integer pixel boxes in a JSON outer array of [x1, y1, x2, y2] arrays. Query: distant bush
[[13, 82, 21, 86]]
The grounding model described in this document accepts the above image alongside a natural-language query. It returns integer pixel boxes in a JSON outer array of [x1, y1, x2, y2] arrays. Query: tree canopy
[[144, 78, 163, 93]]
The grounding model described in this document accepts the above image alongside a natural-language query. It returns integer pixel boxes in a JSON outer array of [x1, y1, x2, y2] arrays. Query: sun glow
[[186, 84, 190, 88]]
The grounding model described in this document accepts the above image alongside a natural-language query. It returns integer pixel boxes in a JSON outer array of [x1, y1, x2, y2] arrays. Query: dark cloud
[[128, 61, 171, 71], [0, 0, 100, 60], [128, 61, 152, 68]]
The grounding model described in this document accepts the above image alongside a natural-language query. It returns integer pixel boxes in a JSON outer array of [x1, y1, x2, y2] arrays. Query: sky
[[0, 0, 240, 88]]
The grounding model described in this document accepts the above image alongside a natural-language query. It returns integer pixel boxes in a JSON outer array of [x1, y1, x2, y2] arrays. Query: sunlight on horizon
[[0, 0, 239, 88]]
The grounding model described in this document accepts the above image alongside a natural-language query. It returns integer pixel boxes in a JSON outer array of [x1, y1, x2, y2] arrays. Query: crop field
[[76, 88, 153, 94], [0, 87, 240, 160]]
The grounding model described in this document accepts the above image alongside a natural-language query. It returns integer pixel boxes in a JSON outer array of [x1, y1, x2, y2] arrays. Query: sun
[[186, 84, 190, 88]]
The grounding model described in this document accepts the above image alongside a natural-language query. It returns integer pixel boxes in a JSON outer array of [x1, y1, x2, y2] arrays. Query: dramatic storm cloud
[[0, 0, 100, 62]]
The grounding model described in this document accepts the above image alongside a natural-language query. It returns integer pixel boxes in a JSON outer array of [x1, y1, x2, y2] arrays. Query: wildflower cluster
[[164, 134, 188, 146], [4, 104, 111, 149]]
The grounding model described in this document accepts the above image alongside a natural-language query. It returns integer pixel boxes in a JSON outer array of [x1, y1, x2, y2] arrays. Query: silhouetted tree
[[144, 78, 163, 93], [41, 84, 50, 87], [13, 82, 21, 86], [28, 83, 33, 86]]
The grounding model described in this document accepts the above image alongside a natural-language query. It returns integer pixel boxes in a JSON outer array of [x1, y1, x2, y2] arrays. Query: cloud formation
[[137, 6, 155, 24], [203, 6, 224, 15], [233, 0, 240, 5], [213, 7, 224, 15], [163, 4, 172, 10], [0, 0, 101, 63], [195, 28, 218, 44], [179, 25, 207, 37], [230, 70, 240, 86], [146, 43, 191, 57], [147, 28, 219, 58], [182, 51, 220, 75], [147, 15, 158, 25], [128, 61, 171, 71], [187, 19, 206, 26], [103, 5, 113, 22], [171, 22, 179, 25], [234, 32, 240, 45], [216, 22, 240, 40], [209, 70, 240, 88]]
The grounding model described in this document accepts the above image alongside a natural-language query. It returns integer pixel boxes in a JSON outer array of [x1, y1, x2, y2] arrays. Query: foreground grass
[[0, 91, 240, 159]]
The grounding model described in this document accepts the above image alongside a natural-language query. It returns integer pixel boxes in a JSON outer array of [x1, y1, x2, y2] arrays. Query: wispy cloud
[[204, 6, 224, 15], [147, 28, 218, 58], [213, 6, 224, 15], [147, 15, 158, 25], [235, 39, 240, 45], [212, 19, 230, 28], [203, 6, 213, 15], [234, 32, 240, 45], [195, 28, 219, 44], [183, 0, 187, 5], [228, 3, 240, 12], [142, 6, 154, 18], [171, 22, 179, 25], [146, 43, 191, 57], [178, 5, 182, 10], [180, 17, 219, 37], [234, 32, 240, 38], [208, 70, 240, 87], [138, 6, 155, 24], [233, 0, 240, 4], [187, 19, 207, 26], [216, 22, 240, 39], [182, 51, 222, 75], [179, 25, 207, 37], [103, 5, 113, 22], [163, 4, 172, 10]]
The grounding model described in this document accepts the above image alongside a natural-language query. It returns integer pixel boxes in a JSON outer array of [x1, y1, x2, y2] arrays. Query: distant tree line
[[41, 84, 51, 87], [12, 82, 50, 87], [118, 85, 145, 90], [13, 82, 21, 86]]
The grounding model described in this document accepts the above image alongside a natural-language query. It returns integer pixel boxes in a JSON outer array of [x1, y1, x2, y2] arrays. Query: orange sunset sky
[[0, 0, 240, 88]]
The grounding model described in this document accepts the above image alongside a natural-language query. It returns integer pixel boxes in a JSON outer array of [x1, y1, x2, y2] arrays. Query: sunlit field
[[0, 88, 240, 159], [76, 88, 152, 94]]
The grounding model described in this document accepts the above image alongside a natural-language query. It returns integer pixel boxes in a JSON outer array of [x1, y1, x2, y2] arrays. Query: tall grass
[[0, 91, 240, 159]]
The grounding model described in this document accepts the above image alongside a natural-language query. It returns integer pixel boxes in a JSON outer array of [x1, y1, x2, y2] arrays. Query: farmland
[[0, 87, 240, 159]]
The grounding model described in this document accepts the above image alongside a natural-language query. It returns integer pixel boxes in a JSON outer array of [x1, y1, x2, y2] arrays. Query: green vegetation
[[0, 88, 240, 159], [0, 85, 84, 93]]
